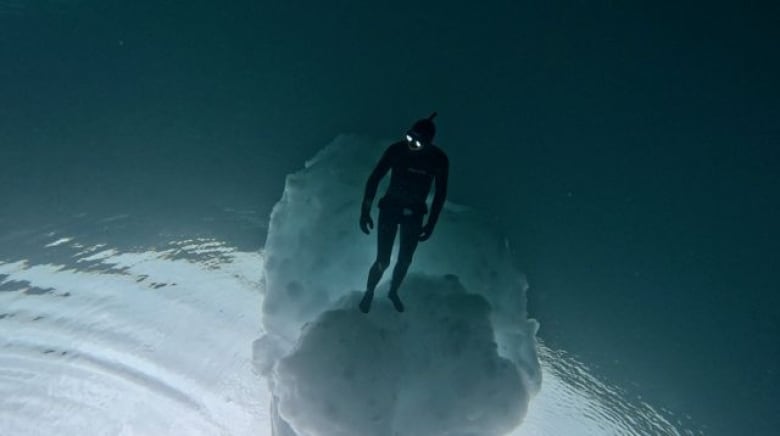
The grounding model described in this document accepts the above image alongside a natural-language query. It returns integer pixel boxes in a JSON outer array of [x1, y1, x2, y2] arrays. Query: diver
[[359, 112, 449, 313]]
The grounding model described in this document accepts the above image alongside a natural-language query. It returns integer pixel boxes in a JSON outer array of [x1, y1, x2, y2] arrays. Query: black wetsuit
[[361, 141, 449, 306]]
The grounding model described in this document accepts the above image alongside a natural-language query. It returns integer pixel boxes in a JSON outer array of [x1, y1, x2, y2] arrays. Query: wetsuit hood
[[406, 112, 437, 149]]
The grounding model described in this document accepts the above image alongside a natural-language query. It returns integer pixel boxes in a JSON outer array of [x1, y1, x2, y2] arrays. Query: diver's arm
[[362, 145, 395, 214], [426, 155, 449, 229]]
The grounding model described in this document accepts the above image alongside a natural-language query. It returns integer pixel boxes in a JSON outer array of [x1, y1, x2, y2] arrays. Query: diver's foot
[[359, 291, 374, 313], [387, 291, 405, 313]]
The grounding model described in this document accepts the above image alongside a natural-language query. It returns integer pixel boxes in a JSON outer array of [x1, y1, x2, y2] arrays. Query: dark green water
[[1, 1, 777, 434]]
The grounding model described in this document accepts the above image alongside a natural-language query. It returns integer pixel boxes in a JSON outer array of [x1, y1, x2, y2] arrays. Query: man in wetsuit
[[359, 113, 449, 313]]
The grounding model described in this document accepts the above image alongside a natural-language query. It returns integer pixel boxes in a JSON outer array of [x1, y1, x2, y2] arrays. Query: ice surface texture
[[254, 135, 541, 436]]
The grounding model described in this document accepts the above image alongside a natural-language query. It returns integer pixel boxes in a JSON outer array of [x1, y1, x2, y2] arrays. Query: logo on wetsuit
[[407, 167, 430, 176]]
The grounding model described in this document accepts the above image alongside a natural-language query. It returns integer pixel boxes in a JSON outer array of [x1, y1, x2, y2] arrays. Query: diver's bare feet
[[359, 290, 374, 313]]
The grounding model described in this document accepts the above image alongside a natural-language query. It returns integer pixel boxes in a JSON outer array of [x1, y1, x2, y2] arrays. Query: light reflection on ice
[[0, 236, 270, 436], [44, 237, 73, 248], [514, 346, 700, 435], [0, 231, 697, 435]]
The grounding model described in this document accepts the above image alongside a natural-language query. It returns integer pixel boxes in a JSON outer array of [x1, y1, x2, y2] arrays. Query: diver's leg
[[367, 208, 398, 292], [360, 208, 398, 313], [387, 212, 424, 312]]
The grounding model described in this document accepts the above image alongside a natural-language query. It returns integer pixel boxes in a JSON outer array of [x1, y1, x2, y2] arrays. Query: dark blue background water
[[1, 2, 778, 434]]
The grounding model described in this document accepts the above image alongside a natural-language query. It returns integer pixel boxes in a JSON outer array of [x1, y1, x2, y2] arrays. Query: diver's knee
[[373, 260, 388, 272]]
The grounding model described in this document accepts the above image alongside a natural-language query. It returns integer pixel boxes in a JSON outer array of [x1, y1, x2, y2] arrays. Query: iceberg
[[254, 135, 541, 436]]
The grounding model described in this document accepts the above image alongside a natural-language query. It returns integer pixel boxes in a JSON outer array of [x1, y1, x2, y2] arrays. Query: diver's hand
[[360, 212, 374, 235], [418, 222, 434, 241]]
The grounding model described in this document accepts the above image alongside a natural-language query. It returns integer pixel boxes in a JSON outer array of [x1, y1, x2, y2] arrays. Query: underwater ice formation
[[254, 135, 541, 436]]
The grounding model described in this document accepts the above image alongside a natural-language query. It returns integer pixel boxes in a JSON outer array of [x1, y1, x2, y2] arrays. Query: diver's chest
[[393, 156, 436, 179]]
